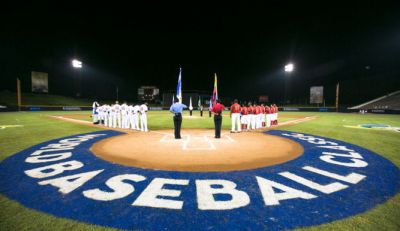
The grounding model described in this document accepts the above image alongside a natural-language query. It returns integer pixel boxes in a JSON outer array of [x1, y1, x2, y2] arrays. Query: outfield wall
[[1, 105, 399, 114]]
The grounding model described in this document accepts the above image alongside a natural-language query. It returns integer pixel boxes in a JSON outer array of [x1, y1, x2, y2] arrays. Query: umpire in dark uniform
[[211, 100, 225, 138], [169, 99, 187, 139]]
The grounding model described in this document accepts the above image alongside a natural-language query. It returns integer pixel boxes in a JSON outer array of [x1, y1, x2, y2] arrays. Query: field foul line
[[276, 116, 317, 126], [50, 116, 92, 124]]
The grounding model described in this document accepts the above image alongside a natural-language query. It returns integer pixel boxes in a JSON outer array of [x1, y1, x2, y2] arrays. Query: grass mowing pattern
[[0, 111, 399, 230]]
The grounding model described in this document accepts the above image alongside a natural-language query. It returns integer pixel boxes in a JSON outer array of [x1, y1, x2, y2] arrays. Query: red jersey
[[265, 106, 271, 114], [247, 106, 254, 114], [255, 106, 261, 114], [271, 106, 276, 113], [230, 103, 241, 113], [212, 103, 225, 114], [260, 106, 266, 114], [241, 107, 248, 115]]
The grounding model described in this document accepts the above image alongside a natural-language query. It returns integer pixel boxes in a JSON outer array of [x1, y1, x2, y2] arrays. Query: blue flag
[[176, 67, 182, 103]]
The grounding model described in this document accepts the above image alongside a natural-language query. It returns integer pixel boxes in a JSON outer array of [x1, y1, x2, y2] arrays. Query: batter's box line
[[204, 135, 236, 142], [182, 135, 216, 151], [160, 134, 189, 142]]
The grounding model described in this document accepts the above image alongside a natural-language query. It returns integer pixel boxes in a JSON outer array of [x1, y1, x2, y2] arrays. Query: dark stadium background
[[1, 2, 399, 106]]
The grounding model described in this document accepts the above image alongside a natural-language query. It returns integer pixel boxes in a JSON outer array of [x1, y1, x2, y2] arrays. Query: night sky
[[1, 2, 399, 104]]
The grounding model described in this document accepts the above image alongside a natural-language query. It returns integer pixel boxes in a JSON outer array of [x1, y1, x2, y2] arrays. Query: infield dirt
[[91, 129, 304, 172]]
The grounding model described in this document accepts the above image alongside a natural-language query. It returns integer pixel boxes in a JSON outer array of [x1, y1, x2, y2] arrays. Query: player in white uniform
[[102, 104, 109, 127], [133, 104, 140, 130], [112, 101, 121, 128], [92, 101, 99, 124], [139, 103, 148, 132], [96, 105, 103, 125], [127, 105, 133, 130], [120, 102, 128, 129]]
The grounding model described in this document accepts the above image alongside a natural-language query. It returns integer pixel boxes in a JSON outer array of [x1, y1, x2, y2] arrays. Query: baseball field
[[0, 111, 399, 230]]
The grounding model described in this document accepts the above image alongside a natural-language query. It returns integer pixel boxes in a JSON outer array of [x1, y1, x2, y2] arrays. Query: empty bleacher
[[349, 90, 400, 111]]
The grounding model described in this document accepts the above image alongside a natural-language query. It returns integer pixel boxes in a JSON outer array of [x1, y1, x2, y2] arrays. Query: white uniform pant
[[241, 114, 247, 124], [106, 114, 111, 127], [256, 114, 262, 129], [121, 112, 128, 129], [92, 113, 97, 123], [130, 113, 139, 130], [261, 113, 265, 127], [231, 113, 241, 132], [244, 115, 250, 130], [271, 113, 276, 124], [266, 114, 271, 127], [111, 113, 117, 128], [140, 113, 148, 132], [116, 113, 122, 128], [104, 113, 109, 126], [250, 114, 256, 130]]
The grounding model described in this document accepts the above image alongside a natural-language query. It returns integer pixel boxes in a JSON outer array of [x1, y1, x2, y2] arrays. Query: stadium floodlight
[[72, 59, 82, 68], [284, 63, 294, 73]]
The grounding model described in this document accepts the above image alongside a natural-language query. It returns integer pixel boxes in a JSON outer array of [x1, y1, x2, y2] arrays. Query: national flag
[[189, 97, 193, 110], [212, 73, 218, 103], [198, 96, 201, 108], [176, 67, 182, 103]]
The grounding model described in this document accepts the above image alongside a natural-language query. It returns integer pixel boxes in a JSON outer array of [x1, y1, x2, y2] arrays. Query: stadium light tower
[[284, 63, 294, 72], [284, 63, 294, 104], [72, 59, 82, 68], [72, 59, 83, 97]]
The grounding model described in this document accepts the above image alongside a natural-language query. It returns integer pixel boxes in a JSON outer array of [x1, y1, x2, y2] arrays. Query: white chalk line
[[50, 116, 92, 124], [160, 133, 234, 151]]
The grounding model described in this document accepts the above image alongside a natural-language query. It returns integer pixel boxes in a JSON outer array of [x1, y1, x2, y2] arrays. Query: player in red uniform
[[254, 103, 261, 129], [230, 99, 241, 133], [260, 103, 266, 127], [274, 104, 279, 125], [248, 102, 255, 130], [265, 105, 271, 127], [212, 100, 225, 138], [240, 104, 249, 131]]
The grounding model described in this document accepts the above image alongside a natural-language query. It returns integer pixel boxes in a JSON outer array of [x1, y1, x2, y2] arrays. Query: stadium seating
[[349, 90, 400, 110]]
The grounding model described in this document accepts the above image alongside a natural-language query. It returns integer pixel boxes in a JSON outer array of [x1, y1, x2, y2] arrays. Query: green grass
[[0, 111, 399, 230], [53, 110, 295, 130]]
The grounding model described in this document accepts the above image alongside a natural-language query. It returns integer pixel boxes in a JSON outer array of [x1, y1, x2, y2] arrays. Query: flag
[[198, 96, 201, 108], [176, 67, 182, 103], [212, 73, 218, 103], [189, 97, 193, 110]]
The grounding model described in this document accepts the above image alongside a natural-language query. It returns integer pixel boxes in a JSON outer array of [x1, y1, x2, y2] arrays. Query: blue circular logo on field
[[0, 130, 399, 230]]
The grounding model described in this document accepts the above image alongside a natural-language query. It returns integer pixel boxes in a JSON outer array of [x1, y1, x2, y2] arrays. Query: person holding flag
[[169, 67, 187, 139], [198, 96, 204, 117], [170, 98, 187, 139], [211, 73, 225, 138], [189, 97, 193, 116]]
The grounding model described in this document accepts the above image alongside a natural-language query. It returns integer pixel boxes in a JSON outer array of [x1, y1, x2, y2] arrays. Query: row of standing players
[[92, 101, 149, 132], [170, 99, 278, 139], [230, 100, 279, 133], [212, 99, 279, 138]]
